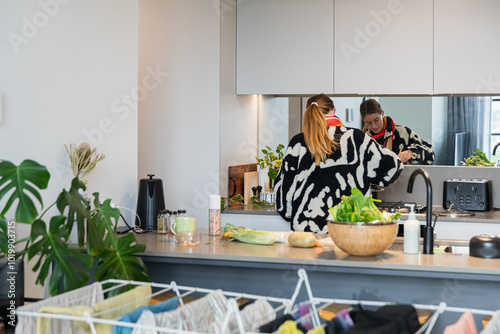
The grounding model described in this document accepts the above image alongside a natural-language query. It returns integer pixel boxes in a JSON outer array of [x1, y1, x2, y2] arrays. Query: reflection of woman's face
[[364, 112, 384, 134]]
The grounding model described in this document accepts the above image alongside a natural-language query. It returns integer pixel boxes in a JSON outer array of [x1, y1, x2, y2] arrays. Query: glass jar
[[157, 210, 168, 234], [178, 210, 187, 217], [169, 211, 178, 234]]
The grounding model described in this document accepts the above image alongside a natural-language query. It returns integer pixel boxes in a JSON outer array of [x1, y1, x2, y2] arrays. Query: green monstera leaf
[[28, 216, 93, 296], [56, 177, 90, 248], [95, 233, 149, 296], [86, 196, 120, 257], [0, 159, 50, 223], [0, 217, 9, 254]]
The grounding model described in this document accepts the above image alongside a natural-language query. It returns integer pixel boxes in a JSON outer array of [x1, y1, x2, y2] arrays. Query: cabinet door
[[334, 0, 433, 94], [237, 0, 333, 95], [434, 0, 500, 94]]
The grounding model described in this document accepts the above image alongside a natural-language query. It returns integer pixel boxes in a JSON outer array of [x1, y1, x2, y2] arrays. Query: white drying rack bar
[[16, 268, 499, 334]]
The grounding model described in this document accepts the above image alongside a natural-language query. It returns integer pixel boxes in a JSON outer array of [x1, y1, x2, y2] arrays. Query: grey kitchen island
[[136, 230, 500, 333]]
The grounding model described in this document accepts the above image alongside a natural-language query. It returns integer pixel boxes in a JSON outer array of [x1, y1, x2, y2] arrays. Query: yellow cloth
[[307, 326, 326, 334], [278, 320, 304, 333], [36, 284, 152, 334]]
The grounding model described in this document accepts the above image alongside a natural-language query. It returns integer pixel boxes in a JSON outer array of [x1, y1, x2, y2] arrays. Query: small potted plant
[[255, 144, 285, 190]]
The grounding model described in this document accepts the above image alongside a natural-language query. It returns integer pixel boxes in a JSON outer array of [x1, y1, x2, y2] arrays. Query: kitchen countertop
[[223, 205, 500, 224], [137, 230, 500, 277], [223, 205, 279, 215]]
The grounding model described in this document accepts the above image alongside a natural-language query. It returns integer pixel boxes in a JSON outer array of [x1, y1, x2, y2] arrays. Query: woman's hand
[[398, 150, 413, 164]]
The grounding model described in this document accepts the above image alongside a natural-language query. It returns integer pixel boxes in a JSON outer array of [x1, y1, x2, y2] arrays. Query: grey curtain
[[445, 97, 492, 165]]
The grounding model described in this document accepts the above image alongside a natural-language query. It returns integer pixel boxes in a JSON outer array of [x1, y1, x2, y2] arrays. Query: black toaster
[[443, 178, 492, 211]]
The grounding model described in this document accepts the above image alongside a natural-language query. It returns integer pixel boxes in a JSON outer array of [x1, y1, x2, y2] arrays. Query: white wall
[[219, 0, 259, 198], [138, 0, 220, 228], [379, 96, 433, 142], [0, 0, 138, 298]]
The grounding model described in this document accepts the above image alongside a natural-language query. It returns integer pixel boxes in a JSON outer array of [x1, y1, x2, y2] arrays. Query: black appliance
[[443, 178, 492, 211], [136, 174, 165, 230]]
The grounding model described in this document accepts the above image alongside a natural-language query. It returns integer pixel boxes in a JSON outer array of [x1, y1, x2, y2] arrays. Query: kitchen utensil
[[227, 164, 257, 206], [327, 220, 398, 256], [469, 234, 500, 259], [136, 174, 166, 231]]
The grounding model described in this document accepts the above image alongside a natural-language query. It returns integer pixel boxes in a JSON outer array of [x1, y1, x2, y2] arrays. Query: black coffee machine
[[136, 174, 165, 231]]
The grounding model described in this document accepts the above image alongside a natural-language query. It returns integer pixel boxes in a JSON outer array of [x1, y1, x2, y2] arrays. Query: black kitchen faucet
[[407, 168, 434, 255]]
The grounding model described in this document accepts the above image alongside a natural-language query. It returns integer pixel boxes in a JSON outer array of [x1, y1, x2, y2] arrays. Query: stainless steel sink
[[435, 245, 470, 255], [389, 237, 470, 254]]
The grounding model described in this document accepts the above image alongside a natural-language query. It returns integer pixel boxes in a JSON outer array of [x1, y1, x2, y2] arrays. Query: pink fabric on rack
[[444, 311, 478, 334]]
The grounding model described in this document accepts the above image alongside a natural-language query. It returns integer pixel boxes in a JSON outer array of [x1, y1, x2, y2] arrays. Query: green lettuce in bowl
[[328, 188, 401, 223]]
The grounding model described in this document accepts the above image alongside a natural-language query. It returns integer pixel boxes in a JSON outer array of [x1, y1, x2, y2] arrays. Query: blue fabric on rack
[[111, 296, 179, 334]]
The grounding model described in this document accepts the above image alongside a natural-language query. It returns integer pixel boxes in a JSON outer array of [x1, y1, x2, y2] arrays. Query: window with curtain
[[491, 98, 500, 157], [445, 97, 492, 166]]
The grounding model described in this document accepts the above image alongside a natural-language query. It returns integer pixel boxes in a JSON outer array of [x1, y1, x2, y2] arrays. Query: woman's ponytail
[[302, 103, 338, 165]]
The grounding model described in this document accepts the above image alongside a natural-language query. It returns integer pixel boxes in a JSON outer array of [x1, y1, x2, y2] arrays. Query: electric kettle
[[136, 174, 165, 231]]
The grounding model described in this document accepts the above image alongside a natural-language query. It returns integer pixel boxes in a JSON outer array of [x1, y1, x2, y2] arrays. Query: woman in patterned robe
[[274, 94, 403, 233], [360, 99, 435, 165]]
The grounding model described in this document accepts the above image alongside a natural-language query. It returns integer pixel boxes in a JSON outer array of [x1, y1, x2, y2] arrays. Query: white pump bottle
[[404, 204, 420, 254]]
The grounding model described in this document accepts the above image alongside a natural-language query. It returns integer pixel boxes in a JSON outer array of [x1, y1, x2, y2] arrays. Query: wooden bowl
[[327, 221, 398, 256]]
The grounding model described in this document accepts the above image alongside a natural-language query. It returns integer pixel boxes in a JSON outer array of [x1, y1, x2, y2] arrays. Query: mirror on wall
[[258, 95, 500, 166]]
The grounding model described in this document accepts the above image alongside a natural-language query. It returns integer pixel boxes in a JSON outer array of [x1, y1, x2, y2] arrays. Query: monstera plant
[[0, 158, 149, 296]]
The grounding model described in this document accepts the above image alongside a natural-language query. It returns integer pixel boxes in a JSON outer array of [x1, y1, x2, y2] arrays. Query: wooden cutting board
[[244, 171, 259, 205], [228, 164, 257, 206]]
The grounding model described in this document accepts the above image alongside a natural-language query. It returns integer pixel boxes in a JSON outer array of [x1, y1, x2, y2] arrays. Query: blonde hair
[[303, 94, 339, 165]]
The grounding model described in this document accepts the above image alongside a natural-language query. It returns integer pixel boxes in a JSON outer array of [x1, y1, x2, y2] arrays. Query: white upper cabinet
[[334, 0, 433, 94], [237, 0, 334, 95], [434, 0, 500, 94]]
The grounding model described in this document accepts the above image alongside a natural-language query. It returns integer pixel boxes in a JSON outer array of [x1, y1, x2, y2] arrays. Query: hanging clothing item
[[480, 310, 500, 334], [326, 317, 346, 334], [376, 304, 421, 334], [112, 296, 179, 334], [132, 289, 227, 333], [342, 309, 405, 334], [15, 282, 104, 334], [292, 301, 313, 331], [36, 284, 151, 334], [336, 309, 355, 330], [307, 326, 326, 334], [208, 299, 276, 333], [259, 314, 308, 333], [278, 320, 305, 333], [444, 311, 478, 334], [364, 115, 434, 165]]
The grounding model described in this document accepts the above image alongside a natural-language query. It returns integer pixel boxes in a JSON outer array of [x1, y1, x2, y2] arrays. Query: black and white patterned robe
[[274, 125, 403, 233], [365, 116, 435, 165]]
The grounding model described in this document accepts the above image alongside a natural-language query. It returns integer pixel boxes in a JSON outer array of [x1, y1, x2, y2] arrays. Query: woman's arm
[[402, 127, 435, 165]]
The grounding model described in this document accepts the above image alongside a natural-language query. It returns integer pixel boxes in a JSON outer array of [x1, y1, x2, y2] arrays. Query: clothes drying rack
[[15, 268, 498, 334]]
